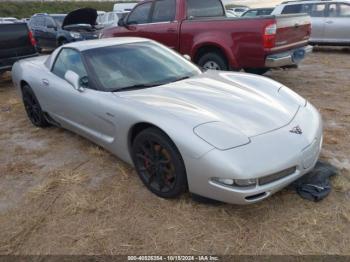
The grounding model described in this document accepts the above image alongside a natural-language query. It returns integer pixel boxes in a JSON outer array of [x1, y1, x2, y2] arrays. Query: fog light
[[234, 179, 257, 187]]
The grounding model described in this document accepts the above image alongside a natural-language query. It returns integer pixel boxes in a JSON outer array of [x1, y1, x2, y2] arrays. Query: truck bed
[[180, 14, 311, 68]]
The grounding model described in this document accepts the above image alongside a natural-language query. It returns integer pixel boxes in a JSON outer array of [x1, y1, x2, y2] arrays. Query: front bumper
[[265, 45, 313, 68], [185, 102, 323, 205]]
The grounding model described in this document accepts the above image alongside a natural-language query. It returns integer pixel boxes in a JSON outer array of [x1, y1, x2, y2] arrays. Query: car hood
[[62, 8, 97, 28], [115, 71, 303, 137]]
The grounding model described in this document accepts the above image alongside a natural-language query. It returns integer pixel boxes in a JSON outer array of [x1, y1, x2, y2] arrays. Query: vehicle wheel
[[58, 38, 68, 46], [244, 68, 270, 75], [36, 45, 42, 53], [22, 85, 50, 127], [198, 52, 228, 71], [131, 127, 187, 198]]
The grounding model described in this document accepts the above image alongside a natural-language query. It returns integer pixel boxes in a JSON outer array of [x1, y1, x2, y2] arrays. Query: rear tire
[[197, 52, 228, 71], [244, 68, 270, 75], [22, 85, 50, 128], [131, 127, 187, 199]]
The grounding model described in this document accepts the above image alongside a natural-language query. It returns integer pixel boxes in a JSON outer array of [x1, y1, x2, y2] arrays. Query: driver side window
[[45, 17, 56, 28], [52, 48, 88, 85], [127, 2, 152, 24]]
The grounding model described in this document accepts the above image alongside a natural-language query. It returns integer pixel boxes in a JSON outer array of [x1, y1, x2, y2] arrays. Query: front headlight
[[194, 121, 250, 150], [213, 178, 257, 187], [70, 32, 82, 39]]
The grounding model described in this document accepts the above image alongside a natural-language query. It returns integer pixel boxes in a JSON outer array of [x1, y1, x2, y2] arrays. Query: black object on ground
[[292, 161, 338, 202]]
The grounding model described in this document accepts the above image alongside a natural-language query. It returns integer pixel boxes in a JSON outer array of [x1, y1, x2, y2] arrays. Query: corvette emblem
[[290, 125, 303, 135]]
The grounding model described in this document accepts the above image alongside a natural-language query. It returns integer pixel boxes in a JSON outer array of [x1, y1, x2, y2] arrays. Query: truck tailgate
[[0, 23, 36, 60], [274, 14, 311, 51]]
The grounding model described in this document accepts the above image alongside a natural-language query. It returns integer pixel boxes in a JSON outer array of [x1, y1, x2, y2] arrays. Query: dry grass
[[0, 49, 350, 255]]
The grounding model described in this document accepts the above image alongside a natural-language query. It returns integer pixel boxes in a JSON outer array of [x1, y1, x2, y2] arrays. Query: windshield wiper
[[112, 83, 161, 92], [172, 75, 192, 82], [112, 76, 193, 92]]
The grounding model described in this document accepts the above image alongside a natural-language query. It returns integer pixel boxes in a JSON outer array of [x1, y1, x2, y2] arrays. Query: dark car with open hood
[[29, 8, 100, 51]]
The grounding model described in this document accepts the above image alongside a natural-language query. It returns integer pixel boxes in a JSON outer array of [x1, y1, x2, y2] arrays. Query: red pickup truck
[[101, 0, 312, 74]]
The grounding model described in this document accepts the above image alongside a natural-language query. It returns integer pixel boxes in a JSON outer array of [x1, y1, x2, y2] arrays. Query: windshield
[[52, 15, 65, 27], [83, 41, 201, 92]]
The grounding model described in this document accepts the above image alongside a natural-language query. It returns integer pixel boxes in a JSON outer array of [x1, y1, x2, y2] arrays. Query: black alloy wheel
[[132, 128, 187, 198], [22, 85, 50, 127]]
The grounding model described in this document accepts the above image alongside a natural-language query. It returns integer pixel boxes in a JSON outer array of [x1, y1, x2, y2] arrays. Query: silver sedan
[[11, 38, 323, 204]]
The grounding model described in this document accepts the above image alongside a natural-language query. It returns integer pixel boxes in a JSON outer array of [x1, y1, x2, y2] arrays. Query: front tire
[[58, 38, 68, 47], [131, 128, 187, 199], [197, 52, 228, 71], [22, 85, 50, 127]]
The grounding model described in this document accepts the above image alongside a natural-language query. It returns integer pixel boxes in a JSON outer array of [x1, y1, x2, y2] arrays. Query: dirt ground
[[0, 47, 349, 255]]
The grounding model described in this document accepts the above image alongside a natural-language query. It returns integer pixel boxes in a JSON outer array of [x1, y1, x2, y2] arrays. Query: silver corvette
[[12, 38, 323, 204]]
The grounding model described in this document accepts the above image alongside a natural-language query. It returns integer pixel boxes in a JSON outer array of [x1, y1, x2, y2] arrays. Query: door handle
[[42, 79, 49, 87], [167, 28, 176, 33]]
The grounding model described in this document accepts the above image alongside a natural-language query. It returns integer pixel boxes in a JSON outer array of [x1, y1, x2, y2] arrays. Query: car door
[[44, 48, 117, 144], [302, 3, 327, 43], [145, 0, 179, 50], [116, 2, 153, 38], [324, 2, 350, 44], [44, 17, 58, 48]]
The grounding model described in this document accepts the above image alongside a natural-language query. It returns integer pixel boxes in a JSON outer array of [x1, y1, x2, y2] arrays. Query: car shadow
[[313, 46, 350, 54], [0, 72, 12, 87]]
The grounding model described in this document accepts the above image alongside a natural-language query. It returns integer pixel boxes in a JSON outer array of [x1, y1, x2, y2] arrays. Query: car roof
[[246, 7, 274, 11], [63, 37, 152, 51]]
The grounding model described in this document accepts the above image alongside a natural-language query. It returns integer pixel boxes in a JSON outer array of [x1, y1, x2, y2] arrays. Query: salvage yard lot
[[0, 48, 349, 255]]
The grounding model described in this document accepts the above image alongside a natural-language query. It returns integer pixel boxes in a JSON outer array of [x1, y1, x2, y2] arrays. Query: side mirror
[[118, 18, 126, 27], [183, 54, 191, 61], [64, 70, 84, 92]]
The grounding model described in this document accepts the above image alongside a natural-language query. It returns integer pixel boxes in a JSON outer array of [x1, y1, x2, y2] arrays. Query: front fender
[[107, 94, 215, 164], [127, 107, 215, 160]]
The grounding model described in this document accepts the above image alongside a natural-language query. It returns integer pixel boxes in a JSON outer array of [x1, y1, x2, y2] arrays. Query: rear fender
[[192, 36, 238, 69]]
